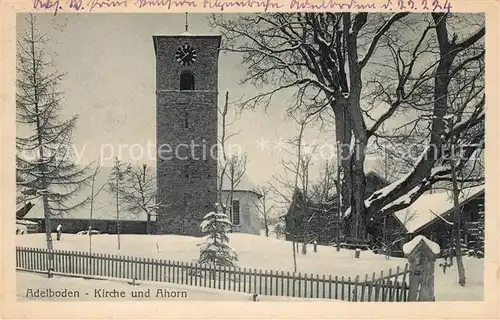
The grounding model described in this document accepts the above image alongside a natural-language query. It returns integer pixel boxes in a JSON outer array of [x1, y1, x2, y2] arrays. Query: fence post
[[403, 236, 439, 302]]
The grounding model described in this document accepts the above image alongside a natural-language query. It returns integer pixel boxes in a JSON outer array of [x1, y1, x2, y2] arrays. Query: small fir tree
[[198, 205, 238, 267]]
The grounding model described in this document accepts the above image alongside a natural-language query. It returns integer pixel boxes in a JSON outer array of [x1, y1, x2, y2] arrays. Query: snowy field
[[17, 233, 407, 277], [16, 233, 483, 301]]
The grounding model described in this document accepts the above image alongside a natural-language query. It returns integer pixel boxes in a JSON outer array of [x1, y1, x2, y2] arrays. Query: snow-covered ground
[[16, 233, 483, 301], [434, 257, 484, 301], [17, 233, 407, 277]]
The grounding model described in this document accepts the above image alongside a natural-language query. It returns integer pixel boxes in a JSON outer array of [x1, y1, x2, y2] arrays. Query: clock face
[[175, 44, 197, 66]]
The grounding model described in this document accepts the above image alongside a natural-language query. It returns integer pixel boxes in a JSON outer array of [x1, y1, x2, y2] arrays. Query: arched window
[[180, 71, 195, 91]]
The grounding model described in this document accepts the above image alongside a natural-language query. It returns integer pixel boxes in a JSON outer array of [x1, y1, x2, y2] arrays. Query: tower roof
[[152, 33, 222, 56], [153, 32, 222, 37]]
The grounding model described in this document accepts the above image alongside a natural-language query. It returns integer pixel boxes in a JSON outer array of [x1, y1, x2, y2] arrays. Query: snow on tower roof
[[152, 32, 222, 37]]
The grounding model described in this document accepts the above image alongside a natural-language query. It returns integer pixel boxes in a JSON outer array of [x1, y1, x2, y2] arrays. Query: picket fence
[[16, 246, 410, 302]]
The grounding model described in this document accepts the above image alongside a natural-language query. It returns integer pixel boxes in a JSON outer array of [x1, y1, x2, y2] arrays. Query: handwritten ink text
[[30, 0, 454, 14], [88, 0, 128, 11], [69, 0, 85, 10], [203, 0, 283, 12], [136, 0, 197, 8], [290, 0, 376, 10], [33, 0, 60, 15]]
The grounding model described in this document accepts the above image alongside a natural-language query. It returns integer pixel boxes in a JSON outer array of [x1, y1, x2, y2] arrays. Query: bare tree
[[251, 185, 277, 237], [224, 154, 247, 230], [449, 143, 466, 285], [309, 161, 336, 203], [271, 114, 316, 265], [273, 221, 287, 240], [217, 91, 231, 214], [217, 91, 245, 223], [372, 148, 408, 185], [115, 164, 158, 235], [442, 61, 485, 285], [211, 13, 484, 242], [88, 159, 108, 256], [106, 158, 131, 250], [308, 161, 339, 245], [216, 91, 248, 230], [16, 14, 91, 273]]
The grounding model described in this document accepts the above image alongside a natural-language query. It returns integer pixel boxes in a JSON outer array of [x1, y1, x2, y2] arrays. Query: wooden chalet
[[282, 171, 389, 246], [380, 185, 485, 257]]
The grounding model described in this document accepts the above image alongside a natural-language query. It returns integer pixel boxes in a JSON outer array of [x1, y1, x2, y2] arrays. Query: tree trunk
[[450, 144, 466, 286], [42, 193, 54, 276], [229, 185, 234, 233], [116, 172, 121, 250], [334, 178, 341, 252], [89, 172, 96, 269], [31, 30, 54, 276], [334, 102, 369, 241], [349, 138, 368, 241], [334, 105, 352, 217], [147, 212, 151, 235]]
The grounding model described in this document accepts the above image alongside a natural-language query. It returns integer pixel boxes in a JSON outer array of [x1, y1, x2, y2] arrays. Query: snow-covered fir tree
[[198, 205, 238, 267]]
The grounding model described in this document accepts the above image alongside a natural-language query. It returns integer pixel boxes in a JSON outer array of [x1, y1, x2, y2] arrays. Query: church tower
[[153, 29, 220, 235]]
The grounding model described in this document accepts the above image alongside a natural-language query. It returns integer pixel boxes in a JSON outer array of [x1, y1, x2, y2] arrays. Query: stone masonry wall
[[154, 35, 220, 236]]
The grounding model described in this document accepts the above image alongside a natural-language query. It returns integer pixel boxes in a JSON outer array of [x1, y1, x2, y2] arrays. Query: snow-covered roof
[[16, 219, 39, 225], [402, 235, 441, 255], [393, 185, 484, 234], [220, 174, 261, 197]]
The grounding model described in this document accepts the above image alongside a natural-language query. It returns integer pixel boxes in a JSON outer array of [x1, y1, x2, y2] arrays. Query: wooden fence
[[16, 246, 410, 301]]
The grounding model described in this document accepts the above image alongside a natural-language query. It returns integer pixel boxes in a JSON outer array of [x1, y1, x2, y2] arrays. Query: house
[[22, 196, 154, 234], [19, 166, 155, 234], [16, 202, 41, 234], [220, 174, 263, 235], [385, 185, 485, 257], [283, 171, 390, 245], [282, 188, 338, 245]]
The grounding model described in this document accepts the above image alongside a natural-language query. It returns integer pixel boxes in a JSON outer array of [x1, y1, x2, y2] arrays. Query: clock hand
[[180, 52, 189, 61]]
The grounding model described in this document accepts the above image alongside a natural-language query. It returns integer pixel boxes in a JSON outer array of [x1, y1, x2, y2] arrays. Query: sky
[[17, 13, 384, 204]]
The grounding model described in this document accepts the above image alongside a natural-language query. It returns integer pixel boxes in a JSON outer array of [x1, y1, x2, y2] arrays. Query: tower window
[[180, 71, 195, 91]]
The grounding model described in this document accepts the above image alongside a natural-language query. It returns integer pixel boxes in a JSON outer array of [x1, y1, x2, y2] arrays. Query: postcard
[[1, 1, 498, 319]]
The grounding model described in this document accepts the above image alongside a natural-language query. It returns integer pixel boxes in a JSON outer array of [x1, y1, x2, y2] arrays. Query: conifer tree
[[198, 205, 238, 267], [16, 14, 90, 260]]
